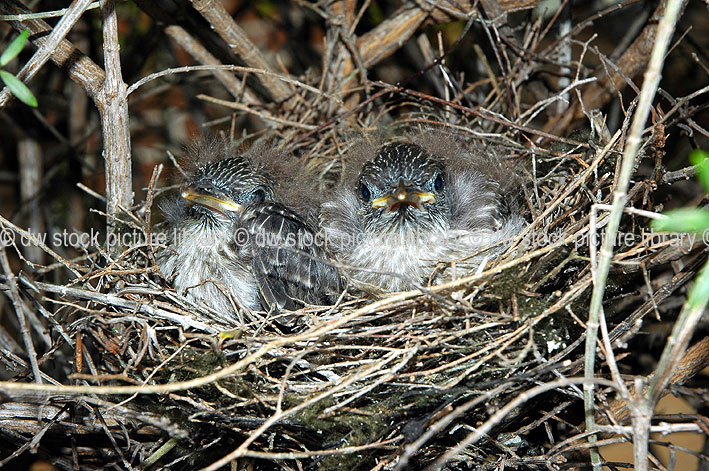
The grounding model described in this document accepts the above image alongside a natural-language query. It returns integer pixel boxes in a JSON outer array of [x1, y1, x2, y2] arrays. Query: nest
[[1, 1, 708, 470]]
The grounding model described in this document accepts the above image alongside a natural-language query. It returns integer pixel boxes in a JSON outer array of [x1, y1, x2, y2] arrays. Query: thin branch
[[543, 0, 689, 137], [164, 25, 260, 105], [646, 260, 709, 401], [427, 377, 620, 471], [584, 2, 684, 470], [0, 246, 42, 383], [20, 279, 218, 332], [99, 0, 133, 246], [358, 4, 429, 68], [127, 64, 341, 103], [0, 0, 105, 104], [189, 0, 291, 102], [0, 0, 95, 107], [17, 137, 44, 264]]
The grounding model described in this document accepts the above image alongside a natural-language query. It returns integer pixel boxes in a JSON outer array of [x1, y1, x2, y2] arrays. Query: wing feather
[[245, 203, 342, 312]]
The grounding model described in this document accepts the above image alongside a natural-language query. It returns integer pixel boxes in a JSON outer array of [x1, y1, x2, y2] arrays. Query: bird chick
[[320, 135, 524, 292], [158, 139, 341, 321]]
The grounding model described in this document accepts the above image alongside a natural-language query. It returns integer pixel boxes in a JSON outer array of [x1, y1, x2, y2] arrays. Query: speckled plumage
[[159, 192, 257, 317], [320, 136, 524, 292], [158, 139, 342, 321]]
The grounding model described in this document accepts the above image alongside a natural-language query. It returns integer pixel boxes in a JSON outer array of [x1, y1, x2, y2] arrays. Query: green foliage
[[0, 70, 37, 108], [651, 148, 709, 314], [0, 29, 38, 108], [651, 150, 709, 234], [652, 207, 709, 233], [255, 0, 277, 18], [0, 29, 28, 67], [687, 256, 709, 310], [689, 149, 709, 193], [367, 3, 384, 25]]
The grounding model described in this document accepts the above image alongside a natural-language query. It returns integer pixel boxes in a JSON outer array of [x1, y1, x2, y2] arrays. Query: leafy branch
[[0, 29, 37, 107]]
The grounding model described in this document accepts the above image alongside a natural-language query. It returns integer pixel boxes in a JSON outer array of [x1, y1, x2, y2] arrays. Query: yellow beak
[[181, 188, 242, 214], [371, 180, 435, 211]]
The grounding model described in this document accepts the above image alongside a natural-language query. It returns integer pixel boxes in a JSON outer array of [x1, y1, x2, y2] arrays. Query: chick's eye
[[360, 182, 371, 202], [434, 174, 444, 192], [250, 188, 267, 203]]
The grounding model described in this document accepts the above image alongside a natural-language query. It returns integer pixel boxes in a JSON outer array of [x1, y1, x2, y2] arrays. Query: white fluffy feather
[[158, 209, 259, 320], [320, 135, 524, 292]]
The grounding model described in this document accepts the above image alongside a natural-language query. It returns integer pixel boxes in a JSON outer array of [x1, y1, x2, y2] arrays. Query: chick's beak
[[181, 187, 242, 215], [371, 179, 436, 211]]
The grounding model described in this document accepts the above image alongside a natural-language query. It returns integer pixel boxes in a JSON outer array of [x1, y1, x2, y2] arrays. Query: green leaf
[[689, 149, 709, 194], [687, 259, 709, 310], [255, 0, 276, 18], [0, 30, 29, 68], [0, 70, 37, 107], [651, 208, 709, 233], [367, 3, 384, 24]]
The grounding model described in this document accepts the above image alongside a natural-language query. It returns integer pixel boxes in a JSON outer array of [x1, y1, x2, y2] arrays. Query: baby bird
[[158, 138, 341, 321], [320, 134, 524, 292]]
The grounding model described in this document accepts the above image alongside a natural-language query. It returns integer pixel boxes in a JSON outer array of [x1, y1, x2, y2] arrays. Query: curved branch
[[0, 0, 105, 105]]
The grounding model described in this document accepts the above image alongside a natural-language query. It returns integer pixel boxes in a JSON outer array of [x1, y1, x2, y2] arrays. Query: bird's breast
[[157, 224, 260, 317], [336, 231, 451, 291], [333, 227, 520, 292]]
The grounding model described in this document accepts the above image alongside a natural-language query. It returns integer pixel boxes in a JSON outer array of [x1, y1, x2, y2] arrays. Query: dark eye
[[360, 182, 371, 202], [434, 174, 444, 192], [251, 188, 267, 203]]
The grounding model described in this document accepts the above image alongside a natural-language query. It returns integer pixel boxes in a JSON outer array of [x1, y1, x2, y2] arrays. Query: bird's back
[[245, 202, 343, 311]]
